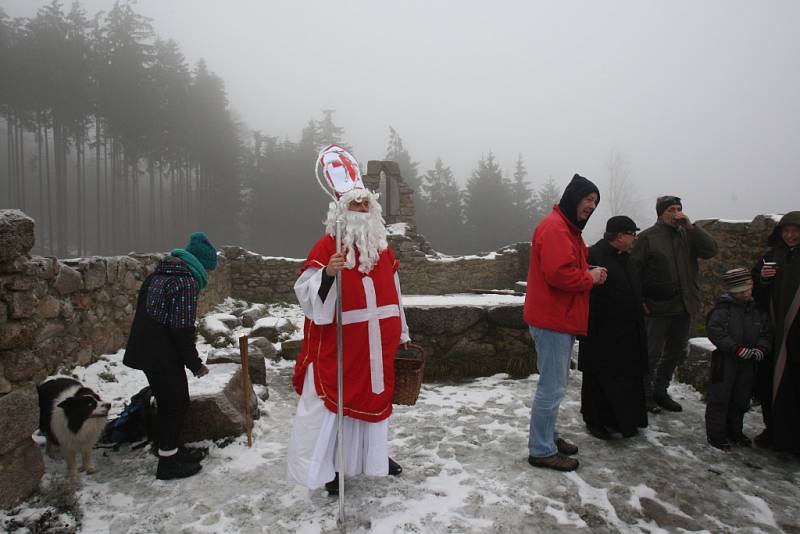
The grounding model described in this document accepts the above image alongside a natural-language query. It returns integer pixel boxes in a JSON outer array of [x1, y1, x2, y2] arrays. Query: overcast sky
[[5, 0, 800, 228]]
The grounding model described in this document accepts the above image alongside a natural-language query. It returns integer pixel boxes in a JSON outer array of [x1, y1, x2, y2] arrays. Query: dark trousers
[[144, 366, 190, 452], [644, 314, 691, 398], [705, 351, 756, 442]]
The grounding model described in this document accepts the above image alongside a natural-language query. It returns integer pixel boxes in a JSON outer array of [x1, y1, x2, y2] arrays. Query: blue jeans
[[528, 326, 574, 458]]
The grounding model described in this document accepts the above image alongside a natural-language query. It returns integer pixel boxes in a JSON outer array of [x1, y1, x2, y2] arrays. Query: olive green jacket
[[630, 221, 718, 316]]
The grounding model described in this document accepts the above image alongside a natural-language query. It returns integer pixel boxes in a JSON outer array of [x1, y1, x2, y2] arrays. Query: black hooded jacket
[[558, 174, 600, 230]]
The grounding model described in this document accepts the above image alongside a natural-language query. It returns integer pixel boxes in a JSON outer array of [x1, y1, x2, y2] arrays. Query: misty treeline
[[0, 1, 239, 258], [0, 1, 579, 259]]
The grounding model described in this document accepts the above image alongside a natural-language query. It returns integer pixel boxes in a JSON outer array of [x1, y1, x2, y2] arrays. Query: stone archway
[[363, 161, 417, 233]]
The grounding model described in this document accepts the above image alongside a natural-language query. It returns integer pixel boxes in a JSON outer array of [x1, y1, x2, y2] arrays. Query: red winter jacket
[[523, 205, 594, 335]]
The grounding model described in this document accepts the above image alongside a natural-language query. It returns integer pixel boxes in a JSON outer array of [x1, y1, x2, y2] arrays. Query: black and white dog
[[38, 377, 110, 480]]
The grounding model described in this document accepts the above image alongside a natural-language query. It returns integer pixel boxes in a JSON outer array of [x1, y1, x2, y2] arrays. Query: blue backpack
[[100, 386, 157, 448]]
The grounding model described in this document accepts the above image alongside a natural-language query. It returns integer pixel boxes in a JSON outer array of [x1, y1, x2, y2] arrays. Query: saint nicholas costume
[[287, 145, 410, 490]]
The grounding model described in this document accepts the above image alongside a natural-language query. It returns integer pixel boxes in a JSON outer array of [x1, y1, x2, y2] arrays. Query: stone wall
[[0, 210, 228, 508], [694, 215, 776, 334], [392, 236, 529, 295], [406, 302, 535, 380], [223, 246, 303, 303]]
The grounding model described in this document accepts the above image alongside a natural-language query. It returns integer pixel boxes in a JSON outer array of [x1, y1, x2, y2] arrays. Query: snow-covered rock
[[181, 364, 260, 444], [279, 338, 303, 361], [198, 314, 237, 347], [248, 337, 278, 360], [250, 316, 295, 342], [240, 304, 268, 328], [206, 347, 267, 386]]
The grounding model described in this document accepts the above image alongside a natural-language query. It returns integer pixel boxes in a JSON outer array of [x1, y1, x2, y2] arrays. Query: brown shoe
[[556, 438, 578, 455], [528, 453, 579, 472]]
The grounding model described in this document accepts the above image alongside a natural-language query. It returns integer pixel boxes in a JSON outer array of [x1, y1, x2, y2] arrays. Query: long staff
[[315, 153, 347, 531], [335, 218, 346, 531]]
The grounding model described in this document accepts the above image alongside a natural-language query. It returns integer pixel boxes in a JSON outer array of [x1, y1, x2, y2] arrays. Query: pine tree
[[535, 177, 562, 224], [463, 152, 514, 251], [316, 109, 346, 147], [509, 154, 534, 242], [385, 126, 420, 193], [417, 157, 463, 253]]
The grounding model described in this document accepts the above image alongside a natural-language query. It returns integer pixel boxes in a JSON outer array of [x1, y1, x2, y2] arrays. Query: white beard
[[324, 190, 388, 274]]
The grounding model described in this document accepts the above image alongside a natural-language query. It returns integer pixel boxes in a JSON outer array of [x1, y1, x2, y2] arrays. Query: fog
[[3, 0, 799, 245]]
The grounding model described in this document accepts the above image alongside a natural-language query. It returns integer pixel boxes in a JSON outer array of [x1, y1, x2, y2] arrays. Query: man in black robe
[[579, 216, 649, 439], [751, 211, 800, 452]]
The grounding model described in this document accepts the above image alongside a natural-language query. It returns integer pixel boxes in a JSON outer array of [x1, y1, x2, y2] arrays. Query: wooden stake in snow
[[239, 335, 253, 447]]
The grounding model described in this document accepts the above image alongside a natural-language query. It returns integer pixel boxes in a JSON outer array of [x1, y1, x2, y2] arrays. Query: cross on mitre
[[319, 144, 365, 198]]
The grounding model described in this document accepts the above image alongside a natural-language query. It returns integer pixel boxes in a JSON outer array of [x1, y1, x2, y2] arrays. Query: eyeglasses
[[622, 231, 638, 237]]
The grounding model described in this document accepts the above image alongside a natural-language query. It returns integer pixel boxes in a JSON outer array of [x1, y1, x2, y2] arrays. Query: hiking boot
[[729, 433, 752, 447], [152, 445, 208, 463], [388, 457, 403, 476], [586, 423, 612, 441], [654, 393, 682, 412], [177, 445, 208, 463], [708, 439, 731, 451], [325, 473, 339, 496], [156, 454, 202, 480], [556, 438, 579, 455], [528, 453, 579, 472]]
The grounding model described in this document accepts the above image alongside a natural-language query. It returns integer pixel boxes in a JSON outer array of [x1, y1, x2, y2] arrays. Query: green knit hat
[[186, 232, 217, 271]]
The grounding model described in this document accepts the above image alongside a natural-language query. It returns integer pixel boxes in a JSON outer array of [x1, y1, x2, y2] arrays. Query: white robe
[[286, 267, 410, 489]]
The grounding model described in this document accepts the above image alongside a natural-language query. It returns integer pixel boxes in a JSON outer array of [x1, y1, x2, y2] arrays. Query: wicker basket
[[392, 345, 426, 406]]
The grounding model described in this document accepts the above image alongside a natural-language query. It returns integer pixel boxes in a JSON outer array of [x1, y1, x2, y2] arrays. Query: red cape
[[292, 235, 402, 422]]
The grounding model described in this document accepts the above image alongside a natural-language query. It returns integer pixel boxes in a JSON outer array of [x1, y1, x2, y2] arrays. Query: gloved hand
[[736, 346, 755, 360], [751, 348, 764, 362]]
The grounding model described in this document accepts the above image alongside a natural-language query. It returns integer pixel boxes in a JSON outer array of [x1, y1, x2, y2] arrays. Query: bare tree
[[604, 149, 644, 223]]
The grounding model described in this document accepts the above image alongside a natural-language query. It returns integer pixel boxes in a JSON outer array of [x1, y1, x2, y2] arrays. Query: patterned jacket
[[123, 257, 203, 373]]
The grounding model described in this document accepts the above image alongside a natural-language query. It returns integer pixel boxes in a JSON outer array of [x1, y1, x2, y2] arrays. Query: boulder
[[214, 313, 241, 329], [7, 290, 39, 319], [0, 439, 44, 509], [181, 366, 261, 443], [206, 347, 267, 385], [248, 337, 277, 360], [0, 210, 35, 263], [405, 306, 484, 336], [81, 257, 108, 290], [676, 338, 715, 397], [36, 296, 61, 319], [240, 304, 268, 328], [251, 316, 295, 342], [0, 319, 38, 350], [0, 384, 40, 456], [486, 304, 526, 329], [1, 349, 46, 382], [280, 338, 303, 361], [53, 264, 83, 295], [198, 314, 235, 347], [445, 337, 496, 360]]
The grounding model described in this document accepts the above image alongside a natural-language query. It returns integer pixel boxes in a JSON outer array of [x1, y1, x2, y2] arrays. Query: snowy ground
[[3, 302, 800, 533]]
